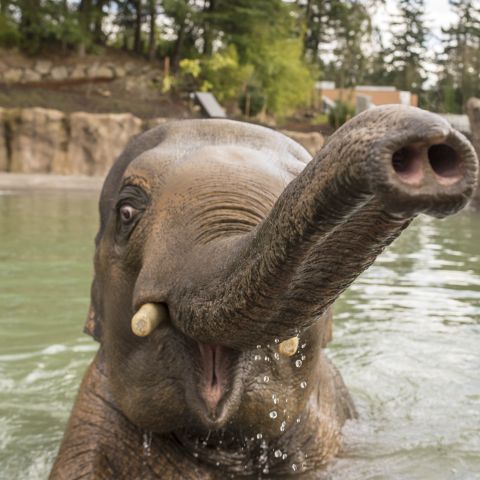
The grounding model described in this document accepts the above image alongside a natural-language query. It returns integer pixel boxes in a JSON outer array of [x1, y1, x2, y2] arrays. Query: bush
[[0, 14, 21, 48], [328, 100, 355, 129], [239, 84, 266, 116]]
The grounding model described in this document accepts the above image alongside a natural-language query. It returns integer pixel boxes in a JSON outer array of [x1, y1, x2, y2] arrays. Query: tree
[[385, 0, 429, 93], [437, 0, 480, 112]]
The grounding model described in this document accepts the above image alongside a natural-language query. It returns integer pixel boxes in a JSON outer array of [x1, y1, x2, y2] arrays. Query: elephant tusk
[[278, 336, 299, 357], [131, 303, 167, 337]]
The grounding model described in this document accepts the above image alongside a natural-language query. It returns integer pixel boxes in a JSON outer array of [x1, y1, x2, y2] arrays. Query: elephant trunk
[[175, 106, 478, 350]]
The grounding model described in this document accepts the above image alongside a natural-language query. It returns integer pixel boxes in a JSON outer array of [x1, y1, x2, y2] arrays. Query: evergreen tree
[[387, 0, 429, 93], [437, 0, 480, 112]]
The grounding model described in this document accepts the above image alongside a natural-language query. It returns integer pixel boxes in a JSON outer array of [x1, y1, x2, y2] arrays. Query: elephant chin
[[187, 342, 246, 430]]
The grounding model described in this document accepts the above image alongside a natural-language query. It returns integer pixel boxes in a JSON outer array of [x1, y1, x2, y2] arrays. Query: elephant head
[[83, 106, 477, 470]]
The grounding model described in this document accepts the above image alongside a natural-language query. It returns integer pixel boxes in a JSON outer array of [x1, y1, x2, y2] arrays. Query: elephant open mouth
[[193, 343, 244, 427]]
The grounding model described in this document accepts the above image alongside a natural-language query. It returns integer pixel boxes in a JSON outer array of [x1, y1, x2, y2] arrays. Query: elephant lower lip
[[197, 343, 230, 415]]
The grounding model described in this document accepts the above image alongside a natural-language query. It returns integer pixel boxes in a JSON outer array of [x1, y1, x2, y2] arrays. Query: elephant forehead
[[154, 145, 290, 243]]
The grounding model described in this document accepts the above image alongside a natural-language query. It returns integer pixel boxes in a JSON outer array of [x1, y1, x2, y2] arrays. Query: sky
[[373, 0, 457, 86], [374, 0, 456, 47]]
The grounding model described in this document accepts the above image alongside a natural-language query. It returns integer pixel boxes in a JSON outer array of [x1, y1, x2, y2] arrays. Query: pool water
[[0, 191, 479, 479]]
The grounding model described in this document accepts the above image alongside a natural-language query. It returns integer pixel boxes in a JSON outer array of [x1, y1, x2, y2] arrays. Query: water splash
[[295, 359, 302, 368], [269, 410, 278, 419]]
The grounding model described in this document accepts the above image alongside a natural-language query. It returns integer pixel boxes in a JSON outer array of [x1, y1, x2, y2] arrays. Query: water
[[0, 192, 479, 479]]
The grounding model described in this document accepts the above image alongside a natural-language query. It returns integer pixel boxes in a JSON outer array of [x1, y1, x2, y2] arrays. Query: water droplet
[[282, 453, 288, 460], [254, 354, 261, 361], [264, 355, 271, 362], [142, 431, 152, 457], [193, 452, 199, 458], [216, 461, 220, 466], [301, 343, 306, 349], [280, 420, 286, 432], [296, 417, 301, 423], [274, 337, 280, 344], [295, 359, 302, 368], [301, 354, 306, 361], [274, 449, 282, 458], [292, 463, 298, 471], [262, 465, 269, 474], [272, 394, 278, 404], [263, 375, 270, 383], [256, 344, 262, 349], [300, 381, 307, 389], [269, 410, 278, 419], [273, 352, 280, 360], [256, 433, 263, 439]]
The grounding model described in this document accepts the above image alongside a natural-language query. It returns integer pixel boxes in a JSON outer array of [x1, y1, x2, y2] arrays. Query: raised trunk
[[174, 106, 478, 350]]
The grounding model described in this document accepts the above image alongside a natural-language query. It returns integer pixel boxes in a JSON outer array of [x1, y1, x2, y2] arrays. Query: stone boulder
[[466, 98, 480, 208], [51, 65, 69, 81], [3, 68, 23, 83], [86, 63, 114, 79], [67, 112, 142, 176], [35, 60, 52, 76], [280, 130, 325, 156], [23, 68, 42, 83], [7, 108, 68, 174]]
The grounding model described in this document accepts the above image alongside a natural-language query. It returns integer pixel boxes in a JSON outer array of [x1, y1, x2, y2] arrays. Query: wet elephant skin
[[50, 106, 478, 479]]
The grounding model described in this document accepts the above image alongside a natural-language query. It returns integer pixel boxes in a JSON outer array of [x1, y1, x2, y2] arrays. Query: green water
[[0, 192, 479, 480]]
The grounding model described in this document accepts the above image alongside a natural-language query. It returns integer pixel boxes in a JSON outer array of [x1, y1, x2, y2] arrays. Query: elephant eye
[[119, 204, 137, 224]]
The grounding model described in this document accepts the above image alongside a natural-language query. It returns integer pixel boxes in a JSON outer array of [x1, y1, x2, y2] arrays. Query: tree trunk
[[172, 20, 186, 71], [133, 0, 142, 54], [202, 0, 216, 56], [147, 0, 156, 60]]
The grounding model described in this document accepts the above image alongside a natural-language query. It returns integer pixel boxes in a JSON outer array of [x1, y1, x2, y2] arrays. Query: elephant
[[50, 105, 478, 479]]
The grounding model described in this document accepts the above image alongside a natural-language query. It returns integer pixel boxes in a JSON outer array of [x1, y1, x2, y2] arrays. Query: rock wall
[[466, 98, 480, 209], [0, 108, 145, 176], [0, 59, 144, 84], [0, 107, 324, 177]]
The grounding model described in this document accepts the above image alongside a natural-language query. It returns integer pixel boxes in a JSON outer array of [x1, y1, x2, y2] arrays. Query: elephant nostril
[[392, 146, 424, 185], [428, 144, 463, 185]]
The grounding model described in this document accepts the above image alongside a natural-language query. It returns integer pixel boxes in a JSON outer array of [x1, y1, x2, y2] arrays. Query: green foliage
[[436, 0, 480, 112], [252, 37, 314, 117], [239, 84, 266, 117], [179, 46, 253, 103], [0, 13, 20, 47], [328, 99, 354, 129], [201, 47, 253, 103]]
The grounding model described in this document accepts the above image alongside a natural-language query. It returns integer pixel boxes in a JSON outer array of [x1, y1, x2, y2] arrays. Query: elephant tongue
[[198, 343, 227, 413]]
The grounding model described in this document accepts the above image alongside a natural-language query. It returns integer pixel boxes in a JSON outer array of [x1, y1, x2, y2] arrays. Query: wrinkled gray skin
[[50, 106, 478, 479]]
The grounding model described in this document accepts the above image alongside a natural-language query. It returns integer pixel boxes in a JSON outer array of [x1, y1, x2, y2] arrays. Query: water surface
[[0, 192, 479, 479]]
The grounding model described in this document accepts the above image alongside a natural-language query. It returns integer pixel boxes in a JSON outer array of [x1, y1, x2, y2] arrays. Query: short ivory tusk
[[131, 303, 167, 337], [278, 336, 299, 357]]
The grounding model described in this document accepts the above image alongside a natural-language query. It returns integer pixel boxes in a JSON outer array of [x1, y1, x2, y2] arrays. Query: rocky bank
[[0, 107, 324, 176]]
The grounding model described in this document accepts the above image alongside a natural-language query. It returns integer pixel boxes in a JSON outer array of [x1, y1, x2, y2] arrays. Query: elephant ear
[[84, 276, 103, 342]]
